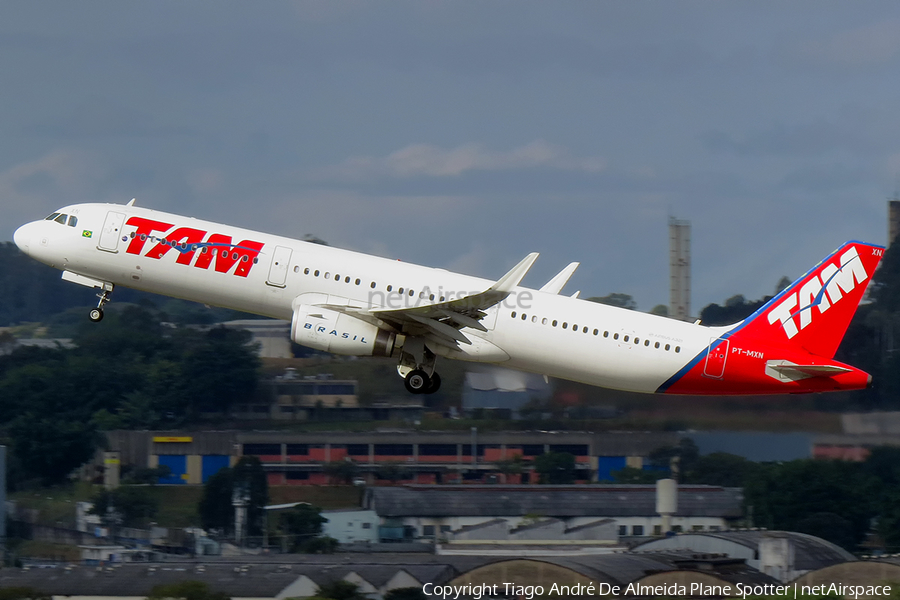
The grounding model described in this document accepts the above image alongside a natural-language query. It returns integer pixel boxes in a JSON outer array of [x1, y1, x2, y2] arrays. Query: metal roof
[[366, 484, 744, 518], [632, 530, 855, 571]]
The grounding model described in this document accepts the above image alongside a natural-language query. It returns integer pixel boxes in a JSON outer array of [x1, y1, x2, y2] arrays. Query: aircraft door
[[266, 245, 293, 287], [97, 211, 125, 253], [703, 337, 729, 379]]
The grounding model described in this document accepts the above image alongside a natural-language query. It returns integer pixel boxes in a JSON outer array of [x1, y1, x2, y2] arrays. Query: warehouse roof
[[632, 530, 855, 571], [365, 484, 744, 518]]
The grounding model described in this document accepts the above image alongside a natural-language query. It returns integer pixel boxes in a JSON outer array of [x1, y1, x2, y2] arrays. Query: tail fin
[[730, 241, 884, 358]]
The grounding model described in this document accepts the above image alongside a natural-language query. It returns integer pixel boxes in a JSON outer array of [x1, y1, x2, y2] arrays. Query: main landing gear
[[404, 369, 442, 395], [398, 338, 442, 395], [89, 283, 114, 322]]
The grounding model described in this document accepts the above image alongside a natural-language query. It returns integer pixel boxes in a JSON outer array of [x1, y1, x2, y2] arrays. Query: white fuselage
[[14, 203, 725, 393]]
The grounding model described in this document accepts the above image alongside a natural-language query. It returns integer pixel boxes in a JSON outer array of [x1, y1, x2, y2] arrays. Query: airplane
[[13, 200, 884, 396]]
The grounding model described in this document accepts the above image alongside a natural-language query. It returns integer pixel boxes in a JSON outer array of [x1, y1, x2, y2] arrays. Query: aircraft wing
[[365, 252, 539, 347]]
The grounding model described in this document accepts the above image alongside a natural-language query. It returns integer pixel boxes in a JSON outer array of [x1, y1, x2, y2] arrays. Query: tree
[[89, 486, 159, 527], [199, 468, 234, 533], [586, 293, 637, 310], [198, 456, 269, 536], [375, 461, 411, 483], [685, 452, 759, 488], [324, 460, 359, 485], [279, 504, 326, 552], [493, 456, 524, 483], [649, 304, 669, 317], [743, 460, 878, 550], [647, 439, 700, 481], [533, 452, 576, 484], [147, 581, 230, 600]]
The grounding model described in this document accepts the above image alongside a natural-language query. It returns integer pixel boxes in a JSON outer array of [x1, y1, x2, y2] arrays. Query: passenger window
[[543, 318, 548, 325], [583, 326, 588, 334], [614, 333, 619, 340], [409, 290, 415, 297], [314, 270, 320, 277], [532, 316, 537, 323], [294, 266, 300, 273], [634, 337, 639, 344], [624, 335, 629, 342], [511, 312, 517, 318], [54, 214, 67, 224], [398, 287, 404, 294], [387, 285, 393, 292], [304, 268, 310, 275], [345, 276, 350, 283], [573, 324, 578, 331], [552, 320, 558, 327], [370, 282, 376, 288], [430, 294, 435, 301], [68, 215, 78, 227], [604, 331, 609, 338], [655, 342, 660, 348], [335, 274, 340, 281], [355, 278, 361, 285], [521, 314, 527, 320], [325, 272, 331, 278], [221, 250, 228, 258], [593, 329, 598, 335], [563, 323, 568, 329], [676, 346, 681, 353], [241, 256, 249, 262], [665, 344, 670, 351], [644, 340, 650, 346]]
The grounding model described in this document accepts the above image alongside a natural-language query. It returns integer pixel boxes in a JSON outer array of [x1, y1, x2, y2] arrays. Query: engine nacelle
[[291, 304, 395, 357]]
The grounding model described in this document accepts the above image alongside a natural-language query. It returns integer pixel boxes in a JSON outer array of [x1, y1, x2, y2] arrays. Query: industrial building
[[363, 484, 744, 543], [101, 430, 680, 485]]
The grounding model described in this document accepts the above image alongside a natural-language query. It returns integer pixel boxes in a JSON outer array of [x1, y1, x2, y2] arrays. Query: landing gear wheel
[[426, 372, 442, 394], [405, 369, 430, 394], [89, 308, 104, 322]]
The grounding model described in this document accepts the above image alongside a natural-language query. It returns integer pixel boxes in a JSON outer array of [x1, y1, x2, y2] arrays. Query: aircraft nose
[[13, 223, 31, 253]]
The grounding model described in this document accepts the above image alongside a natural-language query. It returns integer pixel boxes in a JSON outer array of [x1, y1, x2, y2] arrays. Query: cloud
[[795, 18, 900, 69], [0, 150, 107, 235], [316, 140, 607, 180]]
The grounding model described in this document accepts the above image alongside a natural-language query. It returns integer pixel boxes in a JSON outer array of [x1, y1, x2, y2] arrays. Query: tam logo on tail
[[721, 240, 886, 359], [767, 246, 869, 339]]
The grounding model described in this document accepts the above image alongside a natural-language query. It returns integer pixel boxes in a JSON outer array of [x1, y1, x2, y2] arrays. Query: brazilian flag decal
[[82, 230, 92, 238]]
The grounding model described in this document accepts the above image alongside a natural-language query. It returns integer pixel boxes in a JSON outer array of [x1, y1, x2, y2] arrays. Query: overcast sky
[[2, 2, 900, 312]]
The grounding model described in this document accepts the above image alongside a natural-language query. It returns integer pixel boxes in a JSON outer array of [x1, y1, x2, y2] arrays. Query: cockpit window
[[54, 214, 68, 224], [67, 215, 78, 227], [45, 212, 60, 221]]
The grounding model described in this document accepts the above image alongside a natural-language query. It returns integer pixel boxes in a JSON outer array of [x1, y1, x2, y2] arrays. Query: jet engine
[[291, 304, 395, 357]]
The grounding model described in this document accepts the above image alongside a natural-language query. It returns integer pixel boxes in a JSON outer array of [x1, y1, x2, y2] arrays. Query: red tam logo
[[124, 216, 264, 277]]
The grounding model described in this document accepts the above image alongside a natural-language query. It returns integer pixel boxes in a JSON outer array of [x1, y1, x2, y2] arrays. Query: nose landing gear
[[89, 283, 114, 322]]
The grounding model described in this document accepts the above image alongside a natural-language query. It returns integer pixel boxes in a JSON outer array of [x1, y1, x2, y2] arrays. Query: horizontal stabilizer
[[540, 262, 579, 294], [766, 360, 852, 382]]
